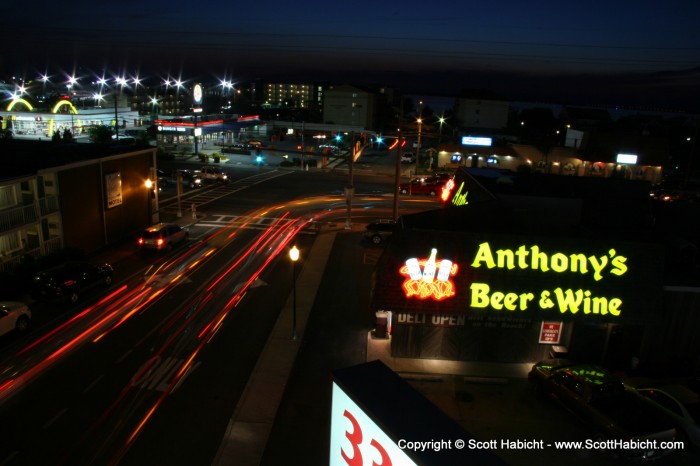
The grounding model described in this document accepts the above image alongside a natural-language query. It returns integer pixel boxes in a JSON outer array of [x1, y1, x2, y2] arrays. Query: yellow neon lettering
[[553, 288, 583, 314], [539, 291, 554, 309], [470, 242, 628, 281], [472, 243, 496, 269], [588, 255, 608, 281], [470, 283, 490, 308], [570, 253, 588, 273], [470, 283, 533, 311], [611, 255, 627, 276], [491, 291, 504, 310], [452, 182, 469, 206], [551, 253, 568, 272], [516, 245, 530, 269], [504, 293, 518, 310], [608, 298, 622, 316], [531, 246, 550, 272], [496, 249, 516, 269]]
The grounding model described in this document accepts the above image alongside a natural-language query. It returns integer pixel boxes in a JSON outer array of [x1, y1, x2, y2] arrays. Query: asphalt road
[[0, 158, 436, 465]]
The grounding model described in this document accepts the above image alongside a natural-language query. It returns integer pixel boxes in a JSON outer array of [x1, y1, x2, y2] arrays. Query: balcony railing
[[0, 195, 59, 233], [0, 237, 63, 273]]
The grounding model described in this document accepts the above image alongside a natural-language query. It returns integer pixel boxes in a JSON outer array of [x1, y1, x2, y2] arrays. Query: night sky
[[3, 0, 700, 111]]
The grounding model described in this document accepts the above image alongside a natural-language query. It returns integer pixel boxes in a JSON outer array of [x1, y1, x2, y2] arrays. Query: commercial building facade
[[370, 168, 700, 374]]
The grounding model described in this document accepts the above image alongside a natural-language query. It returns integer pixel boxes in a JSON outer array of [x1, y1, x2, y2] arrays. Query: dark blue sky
[[4, 0, 700, 110]]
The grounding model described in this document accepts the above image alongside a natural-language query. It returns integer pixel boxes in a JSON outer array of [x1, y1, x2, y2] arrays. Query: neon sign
[[51, 100, 77, 114], [471, 242, 628, 281], [441, 178, 455, 202], [451, 181, 469, 206], [469, 242, 628, 316], [7, 98, 34, 111], [400, 249, 458, 301]]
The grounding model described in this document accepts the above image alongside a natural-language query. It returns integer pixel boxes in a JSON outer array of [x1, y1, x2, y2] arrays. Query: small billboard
[[461, 136, 492, 146]]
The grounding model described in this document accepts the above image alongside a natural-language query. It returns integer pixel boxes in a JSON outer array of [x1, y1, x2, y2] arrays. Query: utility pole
[[393, 130, 402, 220], [114, 92, 119, 141], [345, 131, 355, 229], [415, 100, 423, 174], [301, 121, 305, 170]]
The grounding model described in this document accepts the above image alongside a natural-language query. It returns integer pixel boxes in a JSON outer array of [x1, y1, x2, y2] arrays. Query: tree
[[63, 128, 74, 142], [87, 125, 114, 144]]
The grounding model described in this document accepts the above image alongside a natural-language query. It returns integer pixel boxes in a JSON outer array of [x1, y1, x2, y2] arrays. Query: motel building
[[370, 167, 700, 374]]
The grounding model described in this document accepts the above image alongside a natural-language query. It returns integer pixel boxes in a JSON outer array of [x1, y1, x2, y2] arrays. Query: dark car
[[529, 359, 678, 460], [158, 169, 202, 189], [364, 219, 397, 245], [156, 169, 170, 187], [31, 262, 114, 304], [638, 385, 700, 447], [137, 223, 189, 252]]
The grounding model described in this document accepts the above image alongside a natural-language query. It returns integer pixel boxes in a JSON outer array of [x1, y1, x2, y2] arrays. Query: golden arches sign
[[51, 100, 78, 114], [6, 98, 34, 111]]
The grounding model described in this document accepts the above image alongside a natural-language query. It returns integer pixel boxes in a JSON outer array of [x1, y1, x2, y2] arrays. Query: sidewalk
[[212, 225, 340, 466], [212, 223, 531, 466]]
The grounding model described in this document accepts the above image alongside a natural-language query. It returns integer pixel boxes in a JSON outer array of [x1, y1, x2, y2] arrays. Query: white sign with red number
[[330, 382, 417, 466]]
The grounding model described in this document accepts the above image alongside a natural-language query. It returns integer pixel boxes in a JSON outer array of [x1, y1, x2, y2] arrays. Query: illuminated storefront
[[370, 167, 671, 367], [1, 105, 140, 138], [155, 115, 265, 145]]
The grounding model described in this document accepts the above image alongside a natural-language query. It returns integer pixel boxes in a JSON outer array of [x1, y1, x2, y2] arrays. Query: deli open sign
[[539, 321, 563, 344]]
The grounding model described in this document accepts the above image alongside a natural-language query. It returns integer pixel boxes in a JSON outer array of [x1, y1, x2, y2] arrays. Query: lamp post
[[345, 132, 355, 230], [289, 245, 300, 340], [415, 117, 422, 175], [393, 129, 402, 220], [438, 116, 446, 145]]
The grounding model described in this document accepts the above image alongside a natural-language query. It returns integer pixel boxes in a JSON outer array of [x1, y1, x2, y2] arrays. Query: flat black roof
[[0, 139, 153, 181]]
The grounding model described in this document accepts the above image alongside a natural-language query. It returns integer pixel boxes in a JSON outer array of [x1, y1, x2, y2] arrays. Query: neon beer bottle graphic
[[405, 258, 422, 280], [422, 248, 438, 282], [437, 259, 453, 282]]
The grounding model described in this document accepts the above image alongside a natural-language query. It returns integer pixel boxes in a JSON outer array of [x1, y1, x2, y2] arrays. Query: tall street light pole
[[415, 100, 423, 174], [416, 117, 422, 175], [438, 116, 446, 145], [393, 130, 402, 220], [289, 245, 300, 340], [345, 132, 355, 230]]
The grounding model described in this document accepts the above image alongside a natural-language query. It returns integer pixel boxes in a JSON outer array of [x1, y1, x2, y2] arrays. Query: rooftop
[[0, 139, 154, 181]]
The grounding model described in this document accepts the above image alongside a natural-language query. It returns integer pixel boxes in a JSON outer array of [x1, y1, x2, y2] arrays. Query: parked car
[[364, 219, 397, 245], [176, 169, 202, 189], [137, 223, 189, 252], [31, 262, 114, 304], [199, 165, 229, 183], [399, 178, 443, 196], [318, 144, 339, 155], [401, 152, 415, 164], [529, 359, 678, 460], [638, 385, 700, 446], [156, 169, 170, 187], [0, 301, 31, 337], [427, 172, 454, 183]]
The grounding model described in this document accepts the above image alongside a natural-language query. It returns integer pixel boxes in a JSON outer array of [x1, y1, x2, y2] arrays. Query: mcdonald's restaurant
[[370, 167, 700, 375]]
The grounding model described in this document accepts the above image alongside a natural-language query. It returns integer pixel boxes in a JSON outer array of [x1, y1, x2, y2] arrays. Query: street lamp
[[416, 117, 423, 174], [438, 116, 446, 145], [289, 245, 300, 340]]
